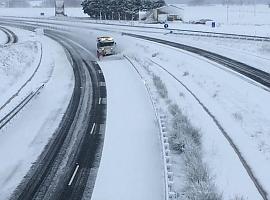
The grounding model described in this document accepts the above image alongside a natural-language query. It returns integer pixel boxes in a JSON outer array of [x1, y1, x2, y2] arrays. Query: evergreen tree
[[153, 0, 166, 8], [81, 0, 166, 20]]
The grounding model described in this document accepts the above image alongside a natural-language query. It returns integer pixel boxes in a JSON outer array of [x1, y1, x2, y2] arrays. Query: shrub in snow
[[170, 131, 186, 153], [152, 74, 168, 99], [169, 104, 201, 147], [168, 103, 182, 117], [179, 92, 185, 98], [232, 112, 243, 122], [167, 103, 221, 199], [152, 52, 159, 57], [149, 71, 221, 199], [212, 92, 218, 98], [183, 180, 222, 200], [183, 71, 190, 76], [260, 43, 270, 53], [182, 143, 222, 200]]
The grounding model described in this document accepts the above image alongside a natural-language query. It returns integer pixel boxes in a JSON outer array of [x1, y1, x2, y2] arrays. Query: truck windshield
[[98, 42, 114, 47]]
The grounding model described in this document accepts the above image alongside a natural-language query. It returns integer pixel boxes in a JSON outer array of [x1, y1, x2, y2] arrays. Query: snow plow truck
[[97, 36, 116, 58]]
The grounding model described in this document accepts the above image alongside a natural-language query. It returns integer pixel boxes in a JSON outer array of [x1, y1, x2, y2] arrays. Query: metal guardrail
[[0, 84, 44, 130], [169, 29, 270, 42], [2, 17, 270, 42], [67, 19, 270, 42], [124, 55, 176, 200]]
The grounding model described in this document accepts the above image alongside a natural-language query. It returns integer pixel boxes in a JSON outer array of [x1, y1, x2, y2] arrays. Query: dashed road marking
[[99, 82, 106, 87], [90, 123, 96, 135], [68, 164, 79, 186]]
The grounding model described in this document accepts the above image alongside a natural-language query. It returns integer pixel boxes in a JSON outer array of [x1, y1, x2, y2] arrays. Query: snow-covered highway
[[1, 14, 270, 200]]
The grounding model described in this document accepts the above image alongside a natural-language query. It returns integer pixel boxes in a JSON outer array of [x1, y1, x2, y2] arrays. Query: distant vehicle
[[97, 37, 116, 58], [194, 19, 213, 24]]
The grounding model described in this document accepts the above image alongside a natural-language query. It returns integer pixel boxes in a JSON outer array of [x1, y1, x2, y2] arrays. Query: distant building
[[142, 5, 184, 23]]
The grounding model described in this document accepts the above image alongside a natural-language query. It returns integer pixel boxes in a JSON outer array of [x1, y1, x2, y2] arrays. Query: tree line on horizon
[[81, 0, 166, 20]]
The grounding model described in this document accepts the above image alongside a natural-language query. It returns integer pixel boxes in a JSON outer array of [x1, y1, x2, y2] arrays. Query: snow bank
[[92, 59, 164, 200]]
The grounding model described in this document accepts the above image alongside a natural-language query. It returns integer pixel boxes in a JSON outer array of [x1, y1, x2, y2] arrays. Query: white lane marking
[[90, 123, 96, 134], [98, 98, 102, 104], [99, 82, 106, 87], [68, 164, 80, 186]]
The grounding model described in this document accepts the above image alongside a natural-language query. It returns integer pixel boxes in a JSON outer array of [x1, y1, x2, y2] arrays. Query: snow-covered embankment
[[119, 35, 270, 199], [0, 27, 74, 199]]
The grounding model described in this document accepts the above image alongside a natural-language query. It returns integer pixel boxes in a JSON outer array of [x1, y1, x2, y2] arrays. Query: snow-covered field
[[0, 41, 41, 114], [180, 4, 270, 25], [1, 4, 270, 36], [1, 4, 270, 25], [0, 27, 74, 199], [1, 3, 270, 200], [115, 35, 270, 199], [0, 7, 86, 18]]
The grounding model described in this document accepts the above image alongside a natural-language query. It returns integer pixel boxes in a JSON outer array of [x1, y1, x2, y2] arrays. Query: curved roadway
[[0, 22, 107, 200], [1, 18, 270, 200]]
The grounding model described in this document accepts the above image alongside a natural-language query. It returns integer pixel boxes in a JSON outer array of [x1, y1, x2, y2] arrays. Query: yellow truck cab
[[97, 36, 116, 57]]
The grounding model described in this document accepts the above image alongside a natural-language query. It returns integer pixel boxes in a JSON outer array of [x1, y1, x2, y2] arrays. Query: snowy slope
[[0, 29, 7, 44], [118, 37, 270, 199], [92, 59, 164, 200], [0, 41, 41, 114], [0, 27, 74, 200]]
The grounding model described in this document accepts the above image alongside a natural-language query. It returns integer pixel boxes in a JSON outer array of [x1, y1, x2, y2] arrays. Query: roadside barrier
[[124, 55, 177, 200]]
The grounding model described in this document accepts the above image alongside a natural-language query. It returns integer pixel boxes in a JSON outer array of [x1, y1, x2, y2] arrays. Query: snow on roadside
[[6, 17, 270, 75], [0, 41, 41, 114], [0, 29, 7, 44], [91, 58, 164, 200], [0, 27, 74, 199], [119, 37, 270, 199], [151, 32, 270, 74]]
